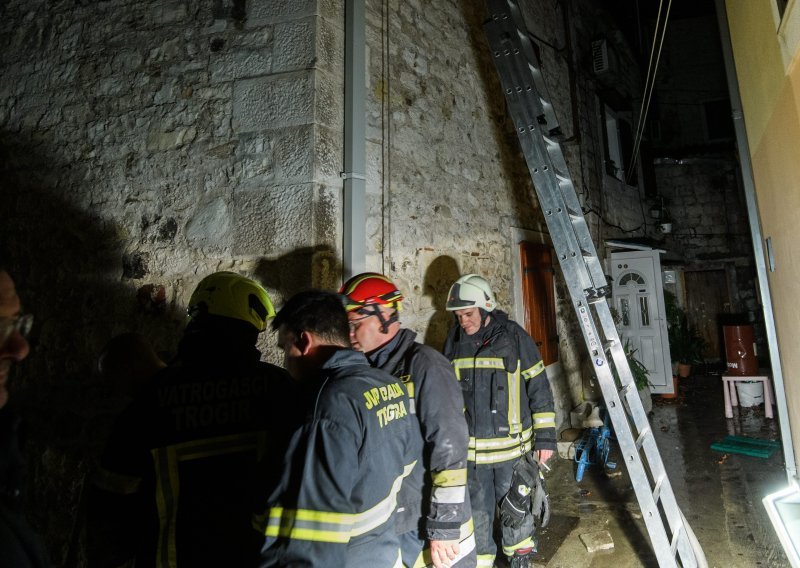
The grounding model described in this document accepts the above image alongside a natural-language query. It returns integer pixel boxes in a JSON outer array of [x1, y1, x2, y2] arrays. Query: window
[[603, 105, 637, 185], [519, 242, 559, 365]]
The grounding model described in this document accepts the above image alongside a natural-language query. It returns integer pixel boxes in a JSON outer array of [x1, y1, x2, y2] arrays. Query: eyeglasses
[[347, 314, 373, 331], [0, 314, 33, 347]]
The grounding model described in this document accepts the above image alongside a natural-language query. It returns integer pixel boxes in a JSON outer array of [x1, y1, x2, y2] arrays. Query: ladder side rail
[[570, 298, 680, 566], [485, 26, 603, 296], [594, 300, 698, 565], [488, 0, 609, 292], [484, 2, 702, 566]]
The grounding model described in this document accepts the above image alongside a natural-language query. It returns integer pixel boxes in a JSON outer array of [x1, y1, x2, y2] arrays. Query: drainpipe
[[715, 0, 797, 481], [342, 0, 367, 280]]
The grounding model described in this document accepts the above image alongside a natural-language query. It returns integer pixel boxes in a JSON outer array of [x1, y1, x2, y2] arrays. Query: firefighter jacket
[[443, 310, 557, 466], [0, 409, 50, 568], [258, 348, 421, 568], [368, 328, 471, 542], [87, 329, 302, 568]]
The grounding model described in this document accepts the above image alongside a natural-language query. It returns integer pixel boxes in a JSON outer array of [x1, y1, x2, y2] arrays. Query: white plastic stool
[[722, 373, 774, 419]]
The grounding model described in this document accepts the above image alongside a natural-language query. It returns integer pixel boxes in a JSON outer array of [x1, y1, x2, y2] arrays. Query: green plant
[[663, 290, 706, 365], [610, 340, 651, 391]]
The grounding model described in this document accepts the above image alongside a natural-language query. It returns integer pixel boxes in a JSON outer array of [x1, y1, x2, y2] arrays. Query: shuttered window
[[519, 241, 559, 365]]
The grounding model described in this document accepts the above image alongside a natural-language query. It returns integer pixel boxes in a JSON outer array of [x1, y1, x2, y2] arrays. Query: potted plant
[[609, 338, 653, 413], [663, 290, 706, 377]]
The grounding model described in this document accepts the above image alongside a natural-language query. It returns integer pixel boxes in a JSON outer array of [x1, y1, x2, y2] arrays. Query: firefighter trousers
[[469, 460, 535, 567]]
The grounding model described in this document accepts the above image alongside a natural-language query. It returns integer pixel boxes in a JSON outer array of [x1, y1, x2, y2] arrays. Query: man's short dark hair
[[272, 290, 350, 345]]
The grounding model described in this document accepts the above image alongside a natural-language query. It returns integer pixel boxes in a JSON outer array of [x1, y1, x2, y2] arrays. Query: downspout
[[715, 0, 797, 481], [343, 0, 366, 279]]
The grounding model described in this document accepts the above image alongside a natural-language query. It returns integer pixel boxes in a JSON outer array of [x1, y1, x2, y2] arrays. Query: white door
[[610, 250, 673, 393]]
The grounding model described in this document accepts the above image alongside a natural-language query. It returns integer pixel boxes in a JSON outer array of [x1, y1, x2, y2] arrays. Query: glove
[[531, 470, 551, 529], [499, 452, 540, 528]]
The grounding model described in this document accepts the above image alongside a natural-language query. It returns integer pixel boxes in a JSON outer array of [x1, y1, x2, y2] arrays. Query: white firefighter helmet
[[445, 274, 497, 312]]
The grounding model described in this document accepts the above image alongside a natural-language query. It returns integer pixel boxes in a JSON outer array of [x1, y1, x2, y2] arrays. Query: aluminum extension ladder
[[483, 1, 704, 566]]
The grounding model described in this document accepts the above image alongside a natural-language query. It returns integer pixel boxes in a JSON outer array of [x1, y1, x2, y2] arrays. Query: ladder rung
[[652, 474, 664, 503], [620, 383, 634, 398], [635, 426, 651, 451], [670, 523, 684, 555]]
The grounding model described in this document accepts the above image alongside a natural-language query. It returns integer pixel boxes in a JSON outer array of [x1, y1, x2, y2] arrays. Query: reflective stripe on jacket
[[259, 349, 420, 568], [368, 328, 472, 542], [87, 332, 301, 568], [443, 311, 556, 466]]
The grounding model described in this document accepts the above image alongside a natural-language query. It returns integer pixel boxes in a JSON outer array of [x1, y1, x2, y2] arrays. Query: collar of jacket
[[456, 309, 511, 346], [0, 407, 24, 508], [366, 328, 416, 373], [321, 347, 370, 373], [177, 329, 262, 365]]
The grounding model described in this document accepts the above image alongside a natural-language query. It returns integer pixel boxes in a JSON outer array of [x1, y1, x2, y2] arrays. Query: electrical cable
[[627, 0, 673, 182], [584, 207, 644, 234]]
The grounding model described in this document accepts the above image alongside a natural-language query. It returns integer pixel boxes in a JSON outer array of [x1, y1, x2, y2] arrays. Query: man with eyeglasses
[[340, 273, 476, 568], [0, 268, 49, 567]]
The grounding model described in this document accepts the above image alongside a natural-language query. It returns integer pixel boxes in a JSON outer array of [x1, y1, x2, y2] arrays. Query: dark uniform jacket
[[0, 409, 50, 568], [368, 328, 471, 542], [259, 348, 420, 568], [443, 311, 556, 466], [87, 330, 301, 568]]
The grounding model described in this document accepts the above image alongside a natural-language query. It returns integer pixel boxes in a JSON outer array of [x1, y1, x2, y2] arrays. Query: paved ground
[[530, 373, 789, 567]]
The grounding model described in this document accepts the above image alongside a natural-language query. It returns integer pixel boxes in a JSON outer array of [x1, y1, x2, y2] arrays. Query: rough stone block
[[210, 49, 273, 82], [232, 72, 314, 132], [231, 183, 316, 255], [248, 0, 316, 26], [272, 128, 313, 179], [154, 2, 188, 25], [272, 18, 316, 73], [186, 196, 232, 250], [579, 530, 614, 553]]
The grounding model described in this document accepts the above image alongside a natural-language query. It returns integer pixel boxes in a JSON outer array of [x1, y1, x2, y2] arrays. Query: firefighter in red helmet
[[341, 273, 476, 568]]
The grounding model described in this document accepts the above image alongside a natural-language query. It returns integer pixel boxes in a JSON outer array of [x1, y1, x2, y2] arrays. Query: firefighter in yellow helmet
[[341, 273, 476, 568], [443, 275, 555, 568], [88, 272, 302, 567]]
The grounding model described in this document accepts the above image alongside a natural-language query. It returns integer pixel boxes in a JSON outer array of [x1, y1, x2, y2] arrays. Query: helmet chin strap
[[360, 305, 398, 334], [479, 308, 490, 329]]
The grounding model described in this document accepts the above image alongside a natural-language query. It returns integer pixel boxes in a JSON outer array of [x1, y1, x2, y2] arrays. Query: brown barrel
[[723, 325, 758, 375]]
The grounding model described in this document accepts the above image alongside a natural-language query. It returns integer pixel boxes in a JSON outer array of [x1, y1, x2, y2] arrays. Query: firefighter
[[442, 274, 556, 568], [0, 267, 49, 568], [340, 273, 476, 568], [259, 290, 420, 567], [87, 271, 301, 567]]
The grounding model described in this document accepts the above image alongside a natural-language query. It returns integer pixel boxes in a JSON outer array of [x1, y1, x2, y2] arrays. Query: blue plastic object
[[574, 407, 616, 482]]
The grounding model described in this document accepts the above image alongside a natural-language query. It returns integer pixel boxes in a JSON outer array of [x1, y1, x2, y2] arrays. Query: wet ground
[[533, 373, 789, 567]]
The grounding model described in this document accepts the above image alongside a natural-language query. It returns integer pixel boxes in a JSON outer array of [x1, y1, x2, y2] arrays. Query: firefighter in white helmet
[[443, 274, 555, 568]]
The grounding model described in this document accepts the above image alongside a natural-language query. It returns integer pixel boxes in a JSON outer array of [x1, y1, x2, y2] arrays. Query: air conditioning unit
[[592, 39, 609, 74]]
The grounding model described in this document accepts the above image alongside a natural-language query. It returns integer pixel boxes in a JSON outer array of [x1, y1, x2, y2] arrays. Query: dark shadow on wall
[[422, 255, 461, 350], [0, 135, 184, 566], [253, 245, 340, 306]]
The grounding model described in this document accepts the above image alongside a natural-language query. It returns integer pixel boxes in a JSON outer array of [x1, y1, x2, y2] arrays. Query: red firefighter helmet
[[339, 273, 404, 313]]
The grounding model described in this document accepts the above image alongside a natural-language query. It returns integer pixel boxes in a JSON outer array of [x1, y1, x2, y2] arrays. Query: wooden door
[[684, 270, 729, 359], [519, 242, 558, 365]]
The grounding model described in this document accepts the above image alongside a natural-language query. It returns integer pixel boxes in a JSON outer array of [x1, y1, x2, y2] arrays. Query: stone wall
[[0, 0, 657, 562], [0, 0, 340, 561]]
